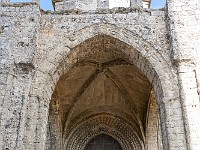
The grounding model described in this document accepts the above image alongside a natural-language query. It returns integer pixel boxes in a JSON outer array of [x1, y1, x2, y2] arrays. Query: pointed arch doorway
[[84, 134, 123, 150], [45, 34, 164, 150], [27, 25, 184, 150]]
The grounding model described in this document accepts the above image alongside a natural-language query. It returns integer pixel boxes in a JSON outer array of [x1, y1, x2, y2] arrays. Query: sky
[[151, 0, 166, 9], [10, 0, 166, 11]]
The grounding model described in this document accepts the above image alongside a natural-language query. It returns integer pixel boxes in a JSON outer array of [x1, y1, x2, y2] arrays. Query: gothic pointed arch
[[25, 23, 184, 150]]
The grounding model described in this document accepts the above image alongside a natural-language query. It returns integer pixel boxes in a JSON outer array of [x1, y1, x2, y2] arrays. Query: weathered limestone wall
[[32, 8, 188, 150], [36, 9, 170, 66], [0, 2, 40, 149], [0, 3, 186, 149], [1, 0, 199, 150], [167, 0, 200, 149]]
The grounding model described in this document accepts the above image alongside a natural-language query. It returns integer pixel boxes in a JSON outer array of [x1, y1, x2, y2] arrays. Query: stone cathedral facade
[[0, 0, 200, 149]]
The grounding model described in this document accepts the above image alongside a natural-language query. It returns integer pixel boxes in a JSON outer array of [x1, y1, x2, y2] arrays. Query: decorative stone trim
[[64, 114, 144, 150]]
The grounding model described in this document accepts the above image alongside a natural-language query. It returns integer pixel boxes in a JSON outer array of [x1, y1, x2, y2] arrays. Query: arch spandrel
[[26, 24, 184, 150]]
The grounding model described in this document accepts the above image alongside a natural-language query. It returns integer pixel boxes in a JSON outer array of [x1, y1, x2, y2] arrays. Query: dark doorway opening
[[85, 134, 123, 150]]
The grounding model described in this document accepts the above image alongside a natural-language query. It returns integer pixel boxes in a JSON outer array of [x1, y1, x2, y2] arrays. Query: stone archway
[[46, 34, 150, 150], [25, 24, 185, 150]]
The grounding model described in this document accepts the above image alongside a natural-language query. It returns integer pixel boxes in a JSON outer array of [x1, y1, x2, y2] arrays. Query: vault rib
[[62, 59, 145, 134], [104, 68, 146, 140], [62, 68, 101, 129], [72, 58, 132, 69]]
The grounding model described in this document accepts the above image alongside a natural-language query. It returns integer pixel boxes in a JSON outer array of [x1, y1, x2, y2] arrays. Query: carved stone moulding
[[64, 113, 144, 150]]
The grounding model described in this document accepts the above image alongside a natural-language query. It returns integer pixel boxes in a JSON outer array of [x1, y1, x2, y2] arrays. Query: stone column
[[167, 0, 200, 149]]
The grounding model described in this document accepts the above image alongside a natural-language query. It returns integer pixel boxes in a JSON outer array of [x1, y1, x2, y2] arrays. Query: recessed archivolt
[[65, 105, 142, 136], [64, 114, 144, 150]]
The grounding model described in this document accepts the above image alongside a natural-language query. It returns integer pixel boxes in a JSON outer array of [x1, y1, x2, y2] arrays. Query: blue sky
[[11, 0, 166, 10], [151, 0, 166, 9]]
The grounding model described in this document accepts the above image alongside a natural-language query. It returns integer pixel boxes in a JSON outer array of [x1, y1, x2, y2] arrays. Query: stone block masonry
[[0, 0, 200, 150], [0, 2, 40, 149]]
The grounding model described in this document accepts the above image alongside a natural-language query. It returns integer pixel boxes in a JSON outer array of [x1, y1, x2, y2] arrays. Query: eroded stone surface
[[0, 0, 200, 150]]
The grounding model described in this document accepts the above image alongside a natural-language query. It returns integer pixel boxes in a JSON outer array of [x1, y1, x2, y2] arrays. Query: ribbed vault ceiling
[[51, 35, 152, 143]]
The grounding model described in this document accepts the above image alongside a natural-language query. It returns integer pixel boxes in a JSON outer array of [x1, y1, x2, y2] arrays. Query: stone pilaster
[[167, 0, 200, 149]]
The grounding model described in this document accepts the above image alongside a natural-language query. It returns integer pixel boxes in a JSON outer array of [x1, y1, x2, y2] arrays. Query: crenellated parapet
[[52, 0, 149, 11]]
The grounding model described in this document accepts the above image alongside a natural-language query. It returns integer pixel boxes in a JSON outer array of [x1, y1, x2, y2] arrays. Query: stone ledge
[[1, 2, 39, 7], [40, 7, 164, 15]]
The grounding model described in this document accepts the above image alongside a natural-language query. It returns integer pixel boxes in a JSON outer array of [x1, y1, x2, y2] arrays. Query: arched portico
[[24, 24, 186, 150]]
